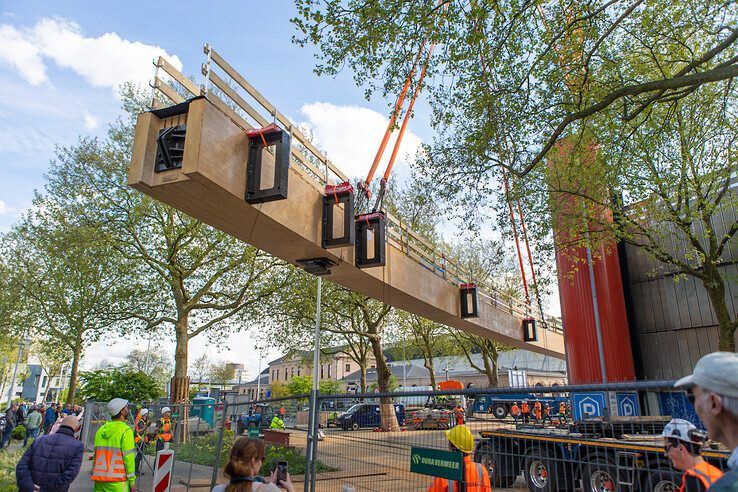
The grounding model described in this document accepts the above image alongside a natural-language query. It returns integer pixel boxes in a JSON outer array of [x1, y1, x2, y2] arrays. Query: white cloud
[[299, 102, 423, 181], [0, 200, 7, 215], [0, 17, 183, 95], [83, 111, 99, 130], [0, 24, 47, 85]]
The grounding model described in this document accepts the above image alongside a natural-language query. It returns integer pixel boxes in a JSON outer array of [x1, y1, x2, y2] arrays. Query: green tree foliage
[[286, 375, 312, 396], [293, 0, 737, 180], [208, 362, 237, 390], [123, 347, 173, 390], [78, 368, 160, 403]]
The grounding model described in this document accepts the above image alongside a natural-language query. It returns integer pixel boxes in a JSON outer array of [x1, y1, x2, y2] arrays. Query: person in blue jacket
[[16, 415, 84, 492], [43, 404, 56, 435]]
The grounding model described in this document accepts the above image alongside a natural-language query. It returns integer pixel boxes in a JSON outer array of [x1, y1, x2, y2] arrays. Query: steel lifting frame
[[245, 123, 290, 204]]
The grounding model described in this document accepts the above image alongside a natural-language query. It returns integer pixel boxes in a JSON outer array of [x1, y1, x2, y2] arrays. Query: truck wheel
[[351, 422, 359, 431], [582, 456, 622, 492], [478, 445, 516, 487], [642, 469, 680, 492], [523, 447, 558, 492], [492, 403, 509, 420]]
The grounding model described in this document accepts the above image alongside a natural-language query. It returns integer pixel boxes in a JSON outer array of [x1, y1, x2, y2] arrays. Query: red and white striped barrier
[[152, 444, 175, 492]]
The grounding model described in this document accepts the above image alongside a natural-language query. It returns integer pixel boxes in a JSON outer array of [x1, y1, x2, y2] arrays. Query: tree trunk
[[66, 343, 82, 403], [369, 335, 399, 431], [482, 343, 499, 388], [424, 357, 437, 389], [171, 314, 190, 404], [702, 267, 737, 351], [360, 365, 367, 394]]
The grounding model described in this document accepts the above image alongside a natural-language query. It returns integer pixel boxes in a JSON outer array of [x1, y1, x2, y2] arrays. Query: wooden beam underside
[[129, 97, 565, 358]]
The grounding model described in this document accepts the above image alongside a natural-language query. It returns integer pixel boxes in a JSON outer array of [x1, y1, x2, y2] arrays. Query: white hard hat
[[161, 406, 171, 414], [140, 408, 149, 416], [107, 398, 129, 416], [663, 418, 704, 444]]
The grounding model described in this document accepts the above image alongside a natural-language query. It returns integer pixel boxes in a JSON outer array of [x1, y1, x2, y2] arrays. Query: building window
[[297, 368, 301, 376], [291, 367, 294, 378], [320, 365, 324, 379], [345, 363, 351, 372], [41, 376, 47, 388], [370, 365, 376, 369], [328, 365, 332, 378]]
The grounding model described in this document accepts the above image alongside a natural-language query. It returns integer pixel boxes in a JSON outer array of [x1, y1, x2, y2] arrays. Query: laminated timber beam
[[129, 93, 565, 358]]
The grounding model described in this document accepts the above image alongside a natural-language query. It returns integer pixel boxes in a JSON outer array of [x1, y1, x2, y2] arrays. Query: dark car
[[337, 403, 405, 431], [236, 405, 275, 435]]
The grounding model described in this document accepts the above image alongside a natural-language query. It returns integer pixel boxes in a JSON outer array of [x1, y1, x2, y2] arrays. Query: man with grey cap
[[91, 398, 136, 491], [676, 352, 738, 490]]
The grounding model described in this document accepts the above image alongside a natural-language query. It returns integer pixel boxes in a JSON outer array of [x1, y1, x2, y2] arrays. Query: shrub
[[11, 425, 25, 440]]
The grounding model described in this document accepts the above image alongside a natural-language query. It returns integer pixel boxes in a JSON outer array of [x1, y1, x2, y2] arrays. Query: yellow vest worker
[[427, 425, 492, 492], [91, 398, 136, 492]]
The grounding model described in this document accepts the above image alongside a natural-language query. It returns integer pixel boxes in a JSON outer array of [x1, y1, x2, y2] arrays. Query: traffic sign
[[571, 392, 606, 420], [152, 444, 175, 492], [410, 446, 463, 481], [616, 392, 639, 416]]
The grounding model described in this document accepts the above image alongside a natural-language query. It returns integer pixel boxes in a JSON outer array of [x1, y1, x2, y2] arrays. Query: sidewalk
[[70, 451, 217, 491]]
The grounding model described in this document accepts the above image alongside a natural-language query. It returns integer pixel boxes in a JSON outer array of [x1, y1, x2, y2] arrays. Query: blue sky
[[0, 0, 436, 372]]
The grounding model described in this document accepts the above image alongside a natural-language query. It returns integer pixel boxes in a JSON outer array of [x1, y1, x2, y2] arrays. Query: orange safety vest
[[91, 446, 128, 482], [533, 402, 542, 419], [134, 417, 149, 444], [521, 403, 530, 413], [427, 455, 492, 492], [158, 417, 172, 442], [510, 404, 519, 416], [559, 402, 566, 414], [679, 461, 724, 492]]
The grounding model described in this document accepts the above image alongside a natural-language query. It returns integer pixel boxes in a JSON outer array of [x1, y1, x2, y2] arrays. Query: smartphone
[[276, 460, 288, 484]]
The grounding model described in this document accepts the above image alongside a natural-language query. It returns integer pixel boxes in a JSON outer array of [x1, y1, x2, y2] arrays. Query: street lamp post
[[6, 339, 30, 405]]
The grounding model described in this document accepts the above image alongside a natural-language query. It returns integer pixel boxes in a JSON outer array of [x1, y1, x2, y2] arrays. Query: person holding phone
[[212, 437, 293, 492]]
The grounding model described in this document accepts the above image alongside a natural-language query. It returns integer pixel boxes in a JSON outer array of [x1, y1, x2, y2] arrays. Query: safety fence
[[77, 381, 732, 491]]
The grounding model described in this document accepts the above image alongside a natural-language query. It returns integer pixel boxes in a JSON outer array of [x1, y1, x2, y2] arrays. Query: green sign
[[247, 428, 260, 438], [410, 446, 463, 481]]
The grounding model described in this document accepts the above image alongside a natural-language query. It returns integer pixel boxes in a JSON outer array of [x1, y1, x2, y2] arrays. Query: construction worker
[[91, 398, 136, 492], [542, 403, 553, 426], [270, 413, 285, 430], [662, 418, 723, 491], [521, 401, 530, 424], [510, 402, 520, 424], [427, 425, 491, 491], [454, 404, 465, 426], [133, 408, 150, 476], [558, 401, 567, 425], [533, 400, 542, 421], [154, 407, 173, 452]]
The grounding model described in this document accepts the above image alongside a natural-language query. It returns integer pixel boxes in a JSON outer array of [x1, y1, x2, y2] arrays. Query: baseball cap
[[675, 352, 738, 398], [107, 398, 129, 416]]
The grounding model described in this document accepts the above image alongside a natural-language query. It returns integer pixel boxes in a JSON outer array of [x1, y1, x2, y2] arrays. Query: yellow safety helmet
[[444, 425, 475, 453]]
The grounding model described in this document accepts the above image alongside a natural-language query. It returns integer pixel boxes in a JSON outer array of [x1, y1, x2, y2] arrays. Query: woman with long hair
[[212, 437, 294, 492]]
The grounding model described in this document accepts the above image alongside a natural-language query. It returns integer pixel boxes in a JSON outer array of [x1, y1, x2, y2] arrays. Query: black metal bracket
[[245, 123, 290, 204], [296, 257, 338, 276], [355, 212, 386, 268], [154, 124, 187, 173], [522, 317, 538, 342], [322, 182, 355, 249], [460, 283, 479, 318]]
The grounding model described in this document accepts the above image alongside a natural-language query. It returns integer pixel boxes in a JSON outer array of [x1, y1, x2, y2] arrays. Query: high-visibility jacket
[[680, 461, 724, 492], [533, 402, 542, 419], [157, 417, 173, 442], [134, 416, 149, 444], [91, 420, 136, 491], [427, 455, 492, 491], [510, 404, 519, 416], [270, 416, 285, 430], [559, 402, 566, 415], [521, 403, 530, 414]]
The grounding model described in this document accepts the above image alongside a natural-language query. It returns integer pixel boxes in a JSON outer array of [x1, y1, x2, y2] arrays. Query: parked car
[[236, 405, 275, 435], [337, 403, 405, 430]]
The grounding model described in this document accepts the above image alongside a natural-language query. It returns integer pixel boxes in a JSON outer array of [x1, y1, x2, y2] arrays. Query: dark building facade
[[619, 206, 738, 380]]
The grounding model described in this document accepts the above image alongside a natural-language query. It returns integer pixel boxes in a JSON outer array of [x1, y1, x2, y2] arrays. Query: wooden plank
[[154, 77, 185, 104], [209, 48, 349, 183], [208, 71, 269, 127], [157, 57, 200, 97]]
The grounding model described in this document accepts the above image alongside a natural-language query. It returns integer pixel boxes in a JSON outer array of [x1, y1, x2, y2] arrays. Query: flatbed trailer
[[474, 420, 730, 491]]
